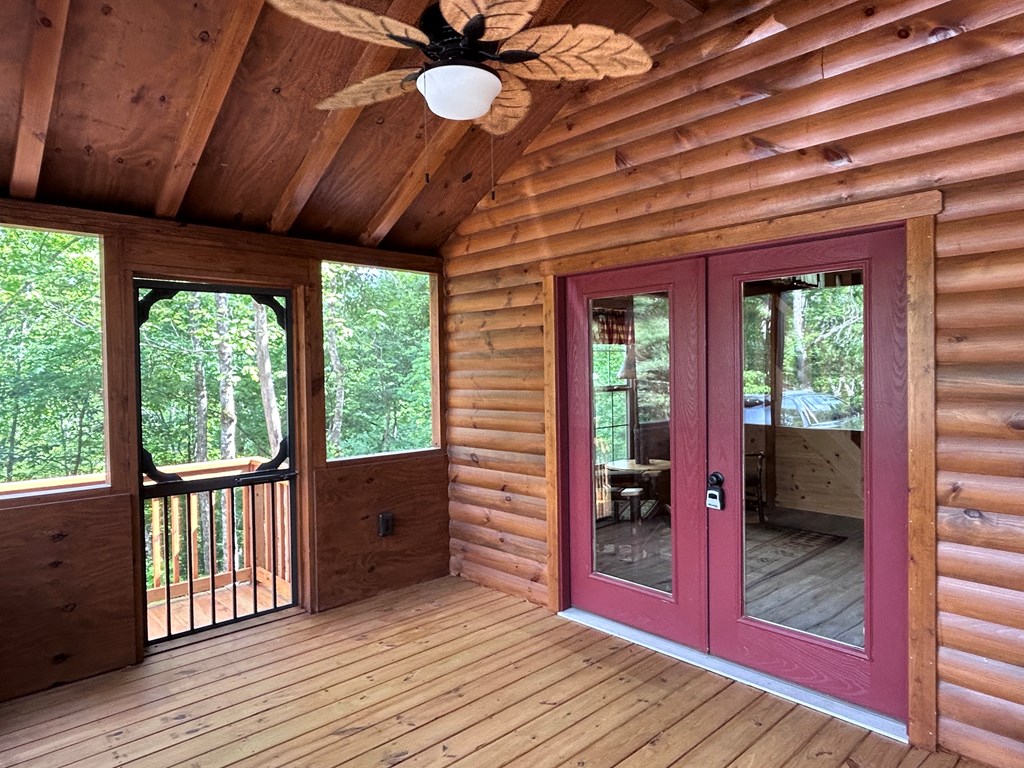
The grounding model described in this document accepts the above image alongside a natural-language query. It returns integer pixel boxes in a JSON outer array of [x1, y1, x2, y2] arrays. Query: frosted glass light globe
[[416, 64, 502, 121]]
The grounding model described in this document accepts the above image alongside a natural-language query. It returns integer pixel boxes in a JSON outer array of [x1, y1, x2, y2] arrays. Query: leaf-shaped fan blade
[[267, 0, 429, 49], [439, 0, 541, 42], [476, 70, 531, 135], [500, 24, 652, 80], [317, 68, 420, 110]]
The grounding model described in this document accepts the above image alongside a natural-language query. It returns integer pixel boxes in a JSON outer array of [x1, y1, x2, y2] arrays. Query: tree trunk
[[325, 325, 345, 452], [4, 317, 29, 483], [188, 295, 211, 577], [214, 293, 237, 460], [254, 303, 282, 455], [792, 289, 810, 390]]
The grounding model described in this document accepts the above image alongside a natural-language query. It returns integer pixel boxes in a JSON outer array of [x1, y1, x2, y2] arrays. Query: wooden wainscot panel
[[312, 451, 449, 612], [0, 493, 134, 702], [748, 425, 865, 518]]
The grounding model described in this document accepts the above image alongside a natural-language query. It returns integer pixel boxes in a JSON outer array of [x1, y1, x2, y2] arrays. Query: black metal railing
[[142, 459, 296, 642]]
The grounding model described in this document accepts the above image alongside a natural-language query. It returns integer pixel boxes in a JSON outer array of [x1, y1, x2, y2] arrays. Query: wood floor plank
[[503, 666, 719, 768], [389, 645, 692, 768], [612, 684, 762, 768], [444, 653, 679, 768], [536, 671, 734, 768], [899, 747, 945, 768], [0, 578, 984, 768], [779, 718, 870, 768], [0, 576, 476, 735], [2, 589, 521, 766], [844, 732, 915, 768], [319, 636, 656, 767], [724, 704, 832, 768], [670, 694, 796, 767], [204, 622, 622, 768], [41, 600, 544, 768]]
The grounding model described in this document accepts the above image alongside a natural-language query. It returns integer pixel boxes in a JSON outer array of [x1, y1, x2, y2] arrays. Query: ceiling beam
[[153, 0, 264, 218], [359, 118, 471, 247], [645, 0, 706, 20], [9, 0, 69, 200], [268, 0, 429, 234]]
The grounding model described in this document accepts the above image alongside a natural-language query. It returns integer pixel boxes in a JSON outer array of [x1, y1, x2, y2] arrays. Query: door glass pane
[[741, 270, 866, 646], [590, 293, 672, 592]]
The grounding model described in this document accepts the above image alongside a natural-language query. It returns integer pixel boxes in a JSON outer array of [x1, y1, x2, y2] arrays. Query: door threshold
[[559, 607, 908, 743]]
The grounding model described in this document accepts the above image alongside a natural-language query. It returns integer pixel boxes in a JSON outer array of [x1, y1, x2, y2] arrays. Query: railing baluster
[[171, 496, 181, 584], [162, 496, 171, 639], [227, 488, 237, 621], [150, 499, 162, 589], [270, 480, 278, 609], [208, 489, 216, 627], [250, 483, 258, 617], [185, 494, 194, 633]]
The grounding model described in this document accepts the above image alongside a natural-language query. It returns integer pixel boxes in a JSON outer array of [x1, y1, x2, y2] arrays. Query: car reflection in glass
[[743, 391, 863, 430]]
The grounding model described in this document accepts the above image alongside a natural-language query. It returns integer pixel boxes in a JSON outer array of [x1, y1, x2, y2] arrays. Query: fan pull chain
[[490, 132, 496, 202], [422, 83, 431, 184]]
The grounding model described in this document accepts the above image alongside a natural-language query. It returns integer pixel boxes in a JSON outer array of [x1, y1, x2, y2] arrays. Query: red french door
[[566, 258, 708, 649], [566, 226, 908, 720]]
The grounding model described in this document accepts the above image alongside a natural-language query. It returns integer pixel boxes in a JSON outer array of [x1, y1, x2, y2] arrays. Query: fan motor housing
[[419, 3, 500, 63]]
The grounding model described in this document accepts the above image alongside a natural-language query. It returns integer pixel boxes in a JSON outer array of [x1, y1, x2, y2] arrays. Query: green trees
[[322, 263, 434, 459], [139, 291, 288, 467], [0, 225, 436, 490], [0, 227, 104, 483]]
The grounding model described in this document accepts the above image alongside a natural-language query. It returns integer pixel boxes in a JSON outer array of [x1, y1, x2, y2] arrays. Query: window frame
[[319, 260, 442, 467], [0, 221, 110, 502]]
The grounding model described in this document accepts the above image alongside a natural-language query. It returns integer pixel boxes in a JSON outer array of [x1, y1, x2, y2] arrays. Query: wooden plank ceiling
[[0, 0, 696, 255]]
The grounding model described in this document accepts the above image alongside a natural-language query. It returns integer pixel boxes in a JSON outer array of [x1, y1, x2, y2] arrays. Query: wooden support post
[[907, 214, 938, 750]]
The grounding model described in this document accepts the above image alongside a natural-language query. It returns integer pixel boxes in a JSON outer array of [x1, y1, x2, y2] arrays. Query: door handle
[[706, 472, 725, 510]]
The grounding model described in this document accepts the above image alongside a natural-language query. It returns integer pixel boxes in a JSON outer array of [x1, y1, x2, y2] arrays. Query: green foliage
[[322, 263, 433, 458], [742, 277, 865, 429], [139, 291, 288, 465], [0, 226, 105, 483]]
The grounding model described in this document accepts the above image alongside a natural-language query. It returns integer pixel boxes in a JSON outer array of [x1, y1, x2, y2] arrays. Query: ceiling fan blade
[[267, 0, 429, 49], [476, 70, 532, 135], [316, 68, 420, 110], [439, 0, 541, 42], [499, 24, 652, 80]]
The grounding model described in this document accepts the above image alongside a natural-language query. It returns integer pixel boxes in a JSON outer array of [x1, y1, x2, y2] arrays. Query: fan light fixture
[[416, 63, 502, 121], [267, 1, 653, 137]]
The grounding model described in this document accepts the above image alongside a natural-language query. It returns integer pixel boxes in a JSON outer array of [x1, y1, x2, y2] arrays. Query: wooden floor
[[0, 577, 984, 768], [147, 580, 291, 641], [596, 508, 865, 644]]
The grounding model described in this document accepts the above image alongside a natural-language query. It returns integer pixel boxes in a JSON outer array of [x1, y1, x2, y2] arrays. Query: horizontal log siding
[[443, 2, 1024, 764]]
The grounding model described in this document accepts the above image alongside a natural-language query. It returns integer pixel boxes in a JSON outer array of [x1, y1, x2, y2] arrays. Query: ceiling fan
[[266, 0, 653, 135]]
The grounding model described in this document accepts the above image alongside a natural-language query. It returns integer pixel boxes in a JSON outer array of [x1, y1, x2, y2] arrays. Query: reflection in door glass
[[590, 293, 672, 592], [741, 270, 866, 646]]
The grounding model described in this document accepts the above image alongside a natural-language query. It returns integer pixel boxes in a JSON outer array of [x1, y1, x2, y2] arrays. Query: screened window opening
[[0, 224, 106, 492], [321, 263, 435, 460]]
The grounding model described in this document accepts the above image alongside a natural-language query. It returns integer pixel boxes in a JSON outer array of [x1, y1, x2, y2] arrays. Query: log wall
[[442, 1, 1024, 764]]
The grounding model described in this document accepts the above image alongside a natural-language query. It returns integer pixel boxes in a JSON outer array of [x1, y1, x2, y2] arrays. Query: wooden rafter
[[359, 119, 471, 247], [645, 0, 707, 20], [268, 0, 429, 234], [154, 0, 265, 218], [9, 0, 69, 200]]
